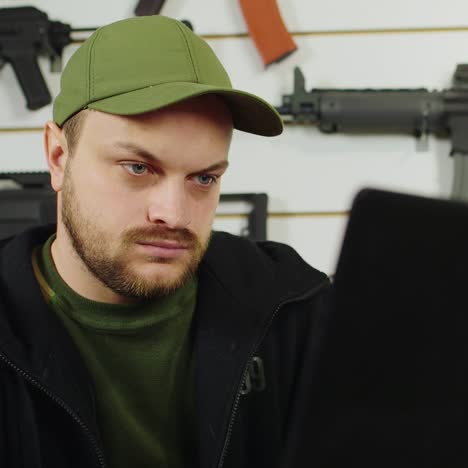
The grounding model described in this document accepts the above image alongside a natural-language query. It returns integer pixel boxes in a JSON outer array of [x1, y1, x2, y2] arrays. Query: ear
[[44, 121, 69, 192]]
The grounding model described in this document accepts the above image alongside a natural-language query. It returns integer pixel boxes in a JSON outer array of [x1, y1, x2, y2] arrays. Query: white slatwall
[[1, 0, 467, 274]]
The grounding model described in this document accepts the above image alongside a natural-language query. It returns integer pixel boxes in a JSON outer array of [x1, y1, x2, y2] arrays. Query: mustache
[[123, 225, 198, 246]]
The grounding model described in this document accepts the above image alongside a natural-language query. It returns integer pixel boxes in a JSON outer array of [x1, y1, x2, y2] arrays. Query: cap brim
[[87, 82, 283, 137]]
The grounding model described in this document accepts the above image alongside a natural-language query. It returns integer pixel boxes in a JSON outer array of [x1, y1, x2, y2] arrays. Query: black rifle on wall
[[276, 64, 468, 200], [0, 6, 97, 110]]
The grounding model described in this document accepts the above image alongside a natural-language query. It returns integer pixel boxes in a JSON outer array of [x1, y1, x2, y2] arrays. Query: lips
[[137, 241, 189, 259], [141, 241, 188, 249]]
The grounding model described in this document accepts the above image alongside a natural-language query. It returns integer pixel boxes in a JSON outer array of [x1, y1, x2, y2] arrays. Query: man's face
[[56, 96, 232, 300]]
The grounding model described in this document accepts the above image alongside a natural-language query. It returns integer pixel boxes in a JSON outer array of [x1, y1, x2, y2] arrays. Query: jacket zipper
[[216, 280, 329, 468], [0, 351, 106, 468]]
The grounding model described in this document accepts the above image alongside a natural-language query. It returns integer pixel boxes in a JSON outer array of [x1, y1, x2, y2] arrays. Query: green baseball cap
[[53, 15, 283, 136]]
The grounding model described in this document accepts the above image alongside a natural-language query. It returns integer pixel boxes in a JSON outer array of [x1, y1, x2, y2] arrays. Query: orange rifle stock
[[239, 0, 297, 66]]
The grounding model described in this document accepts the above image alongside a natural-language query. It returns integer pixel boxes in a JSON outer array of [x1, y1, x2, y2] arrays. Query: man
[[0, 15, 330, 468]]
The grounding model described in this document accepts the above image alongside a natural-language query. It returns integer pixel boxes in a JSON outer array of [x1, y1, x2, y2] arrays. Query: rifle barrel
[[71, 28, 98, 32]]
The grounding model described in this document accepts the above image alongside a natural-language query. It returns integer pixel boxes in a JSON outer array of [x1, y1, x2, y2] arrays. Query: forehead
[[83, 93, 229, 123], [72, 98, 232, 169], [79, 95, 232, 137]]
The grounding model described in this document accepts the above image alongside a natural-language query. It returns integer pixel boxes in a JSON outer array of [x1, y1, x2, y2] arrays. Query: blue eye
[[124, 163, 148, 175], [196, 174, 216, 186]]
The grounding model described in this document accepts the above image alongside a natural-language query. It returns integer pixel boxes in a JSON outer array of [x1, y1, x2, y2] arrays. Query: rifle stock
[[239, 0, 297, 66]]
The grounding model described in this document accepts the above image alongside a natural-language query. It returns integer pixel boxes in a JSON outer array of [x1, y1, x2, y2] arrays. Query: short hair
[[61, 110, 88, 156]]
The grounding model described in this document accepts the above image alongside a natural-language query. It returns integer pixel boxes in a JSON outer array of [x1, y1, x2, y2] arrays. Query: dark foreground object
[[304, 189, 468, 467]]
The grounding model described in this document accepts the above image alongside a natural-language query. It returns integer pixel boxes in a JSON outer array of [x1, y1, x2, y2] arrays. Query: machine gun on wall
[[275, 65, 468, 200], [0, 6, 96, 110]]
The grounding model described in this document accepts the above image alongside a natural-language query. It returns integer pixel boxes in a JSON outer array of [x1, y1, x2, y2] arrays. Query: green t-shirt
[[32, 235, 198, 468]]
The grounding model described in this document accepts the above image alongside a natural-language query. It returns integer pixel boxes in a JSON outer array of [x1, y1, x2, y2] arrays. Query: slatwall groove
[[215, 212, 349, 219], [0, 128, 43, 133], [71, 25, 468, 45]]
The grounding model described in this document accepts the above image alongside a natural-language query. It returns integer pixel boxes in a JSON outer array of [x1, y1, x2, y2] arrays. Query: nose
[[146, 179, 191, 229]]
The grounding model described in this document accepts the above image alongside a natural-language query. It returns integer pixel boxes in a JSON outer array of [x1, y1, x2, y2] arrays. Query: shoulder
[[208, 230, 324, 271], [202, 231, 329, 302]]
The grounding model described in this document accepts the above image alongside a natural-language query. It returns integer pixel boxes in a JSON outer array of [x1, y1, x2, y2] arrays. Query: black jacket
[[0, 226, 330, 468]]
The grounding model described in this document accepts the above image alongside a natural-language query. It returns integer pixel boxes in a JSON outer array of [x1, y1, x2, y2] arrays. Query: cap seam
[[87, 80, 209, 104], [174, 21, 199, 83], [87, 27, 103, 102]]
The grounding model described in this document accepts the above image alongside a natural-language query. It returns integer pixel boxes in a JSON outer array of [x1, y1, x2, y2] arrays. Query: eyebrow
[[112, 142, 229, 173]]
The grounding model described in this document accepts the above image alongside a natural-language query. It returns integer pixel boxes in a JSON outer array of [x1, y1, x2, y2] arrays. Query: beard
[[60, 169, 209, 300]]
